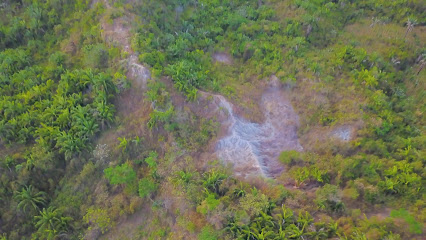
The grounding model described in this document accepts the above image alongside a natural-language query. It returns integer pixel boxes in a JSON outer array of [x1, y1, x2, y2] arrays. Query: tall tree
[[14, 185, 46, 213]]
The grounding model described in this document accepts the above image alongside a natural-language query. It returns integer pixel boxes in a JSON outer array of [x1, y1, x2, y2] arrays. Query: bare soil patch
[[212, 52, 233, 64]]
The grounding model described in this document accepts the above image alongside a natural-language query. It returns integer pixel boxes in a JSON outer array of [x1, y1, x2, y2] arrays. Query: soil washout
[[212, 52, 233, 64], [211, 80, 303, 178], [97, 0, 303, 179]]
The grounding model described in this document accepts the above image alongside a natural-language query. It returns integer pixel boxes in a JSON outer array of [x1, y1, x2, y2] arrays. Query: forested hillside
[[0, 0, 424, 240]]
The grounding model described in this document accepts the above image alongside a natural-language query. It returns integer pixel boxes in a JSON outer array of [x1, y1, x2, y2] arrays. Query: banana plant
[[293, 167, 310, 188], [382, 177, 399, 194], [56, 108, 70, 129], [174, 81, 185, 92], [233, 182, 246, 198], [72, 105, 89, 125], [297, 211, 313, 229], [253, 211, 275, 229], [327, 221, 338, 237], [93, 72, 116, 95], [176, 170, 194, 185], [95, 101, 114, 129], [203, 169, 227, 195], [240, 225, 255, 240], [307, 228, 328, 240], [250, 227, 274, 240], [24, 154, 35, 171], [275, 224, 287, 240], [56, 131, 86, 160], [186, 87, 198, 102], [286, 224, 304, 239], [275, 204, 294, 228], [225, 216, 243, 237], [310, 167, 328, 183], [79, 117, 99, 137], [117, 137, 128, 153]]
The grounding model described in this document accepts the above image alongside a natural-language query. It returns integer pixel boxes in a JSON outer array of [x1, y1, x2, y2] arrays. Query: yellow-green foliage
[[0, 0, 425, 239], [83, 207, 114, 234]]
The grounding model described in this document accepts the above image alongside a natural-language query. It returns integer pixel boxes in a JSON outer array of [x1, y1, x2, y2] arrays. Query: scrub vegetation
[[0, 0, 424, 239]]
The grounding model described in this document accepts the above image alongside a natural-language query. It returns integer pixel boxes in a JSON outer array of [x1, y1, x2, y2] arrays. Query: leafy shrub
[[83, 207, 114, 234], [279, 150, 302, 165], [147, 106, 174, 130], [390, 208, 422, 234], [239, 191, 270, 217], [83, 44, 109, 69], [315, 184, 344, 213], [104, 163, 136, 185], [197, 193, 220, 215], [138, 177, 157, 198], [198, 225, 218, 240]]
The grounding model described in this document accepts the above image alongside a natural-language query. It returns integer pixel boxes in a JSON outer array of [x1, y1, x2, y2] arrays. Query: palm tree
[[95, 101, 114, 129], [80, 69, 94, 88], [35, 123, 60, 142], [57, 215, 73, 232], [33, 207, 73, 239], [34, 207, 61, 232], [52, 94, 67, 108], [14, 185, 46, 213]]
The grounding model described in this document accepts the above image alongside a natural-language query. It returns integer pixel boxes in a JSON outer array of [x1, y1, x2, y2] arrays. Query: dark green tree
[[104, 162, 136, 185], [14, 185, 47, 213]]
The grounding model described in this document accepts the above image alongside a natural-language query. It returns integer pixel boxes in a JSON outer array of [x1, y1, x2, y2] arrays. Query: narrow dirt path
[[93, 2, 154, 239], [97, 0, 303, 179], [94, 0, 304, 237]]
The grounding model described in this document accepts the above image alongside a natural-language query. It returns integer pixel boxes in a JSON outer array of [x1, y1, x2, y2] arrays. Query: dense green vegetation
[[0, 0, 125, 239], [0, 0, 425, 240]]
